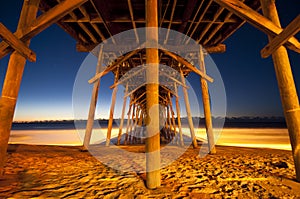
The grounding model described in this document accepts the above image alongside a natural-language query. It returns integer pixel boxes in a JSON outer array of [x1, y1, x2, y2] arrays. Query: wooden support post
[[170, 103, 177, 144], [260, 0, 300, 182], [167, 106, 172, 141], [124, 102, 133, 145], [0, 0, 40, 176], [129, 104, 136, 144], [132, 106, 140, 144], [174, 84, 184, 146], [180, 70, 198, 148], [145, 0, 161, 189], [117, 84, 128, 145], [83, 45, 103, 149], [138, 110, 144, 144], [199, 46, 216, 154], [168, 92, 177, 143], [106, 71, 119, 146]]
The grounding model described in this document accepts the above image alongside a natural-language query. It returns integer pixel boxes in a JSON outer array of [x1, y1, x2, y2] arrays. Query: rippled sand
[[1, 144, 299, 198]]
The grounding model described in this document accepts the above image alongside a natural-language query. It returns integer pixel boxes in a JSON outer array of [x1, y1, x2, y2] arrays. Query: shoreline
[[8, 127, 292, 151]]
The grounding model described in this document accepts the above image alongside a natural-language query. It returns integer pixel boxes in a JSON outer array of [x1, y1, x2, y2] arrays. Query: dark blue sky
[[0, 1, 299, 121]]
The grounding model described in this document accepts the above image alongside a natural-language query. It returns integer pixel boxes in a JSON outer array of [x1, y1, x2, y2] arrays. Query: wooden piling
[[260, 0, 300, 181], [0, 0, 40, 176], [199, 46, 216, 154], [128, 104, 136, 144], [174, 84, 184, 146], [124, 102, 133, 145], [145, 0, 161, 189], [117, 84, 128, 145], [83, 45, 103, 149], [106, 71, 119, 146], [180, 70, 198, 148], [167, 106, 172, 141]]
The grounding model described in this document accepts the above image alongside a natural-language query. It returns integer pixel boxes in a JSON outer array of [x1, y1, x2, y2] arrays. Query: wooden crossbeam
[[161, 49, 214, 83], [0, 23, 36, 62], [76, 43, 226, 53], [110, 66, 146, 89], [197, 7, 225, 43], [213, 0, 300, 54], [89, 46, 144, 84], [0, 0, 88, 59], [261, 15, 300, 58]]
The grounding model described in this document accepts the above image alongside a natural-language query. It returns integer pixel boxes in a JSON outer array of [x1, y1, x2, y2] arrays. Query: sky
[[0, 0, 299, 122]]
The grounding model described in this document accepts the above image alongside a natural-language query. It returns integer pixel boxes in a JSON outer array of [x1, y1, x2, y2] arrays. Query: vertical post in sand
[[117, 84, 128, 145], [132, 106, 140, 144], [138, 110, 144, 144], [0, 0, 40, 176], [260, 0, 300, 181], [124, 102, 133, 145], [106, 69, 119, 146], [199, 46, 216, 154], [83, 45, 103, 149], [180, 69, 198, 148], [166, 105, 171, 141], [168, 92, 177, 143], [145, 0, 161, 189], [129, 104, 136, 144], [174, 83, 184, 146]]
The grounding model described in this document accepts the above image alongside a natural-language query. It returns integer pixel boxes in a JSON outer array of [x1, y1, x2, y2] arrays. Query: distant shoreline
[[12, 117, 287, 130]]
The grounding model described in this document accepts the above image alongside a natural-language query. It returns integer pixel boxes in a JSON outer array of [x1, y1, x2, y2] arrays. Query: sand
[[0, 144, 300, 199]]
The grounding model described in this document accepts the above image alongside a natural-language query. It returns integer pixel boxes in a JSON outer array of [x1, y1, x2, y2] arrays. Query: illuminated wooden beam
[[199, 46, 216, 154], [174, 83, 184, 146], [145, 0, 161, 189], [89, 47, 143, 84], [117, 84, 128, 145], [180, 69, 197, 148], [0, 23, 36, 62], [0, 0, 88, 59], [83, 45, 103, 149], [260, 0, 300, 182], [77, 43, 226, 53], [213, 0, 300, 53], [0, 0, 40, 176], [161, 49, 214, 83], [106, 71, 119, 146], [261, 15, 300, 58]]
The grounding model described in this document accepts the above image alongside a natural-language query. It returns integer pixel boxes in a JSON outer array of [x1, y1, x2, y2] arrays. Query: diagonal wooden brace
[[261, 15, 300, 58], [0, 0, 88, 59], [213, 0, 300, 54], [0, 23, 36, 62]]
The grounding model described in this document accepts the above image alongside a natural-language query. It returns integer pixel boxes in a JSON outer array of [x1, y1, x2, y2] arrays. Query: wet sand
[[1, 144, 299, 198]]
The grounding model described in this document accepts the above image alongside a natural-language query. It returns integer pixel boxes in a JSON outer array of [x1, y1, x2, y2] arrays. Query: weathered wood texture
[[199, 47, 216, 154], [117, 84, 128, 145], [180, 70, 198, 148], [174, 84, 184, 146], [261, 15, 300, 58], [213, 0, 300, 53], [260, 0, 300, 182], [106, 73, 119, 146], [0, 23, 36, 62], [0, 0, 88, 59], [83, 45, 103, 149], [0, 0, 40, 176], [145, 0, 161, 189]]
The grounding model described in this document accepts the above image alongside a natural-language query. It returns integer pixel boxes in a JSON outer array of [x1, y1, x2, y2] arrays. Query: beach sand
[[1, 144, 299, 198]]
